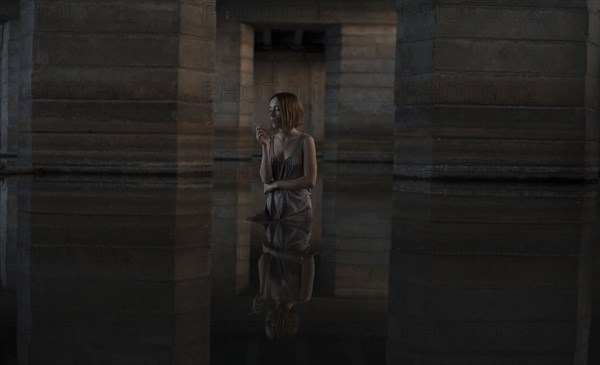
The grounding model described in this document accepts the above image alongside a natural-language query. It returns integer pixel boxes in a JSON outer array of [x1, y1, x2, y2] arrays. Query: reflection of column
[[1, 179, 6, 288], [17, 177, 212, 364], [234, 170, 251, 294], [211, 161, 254, 298], [387, 181, 598, 365], [322, 163, 392, 298], [1, 178, 17, 290]]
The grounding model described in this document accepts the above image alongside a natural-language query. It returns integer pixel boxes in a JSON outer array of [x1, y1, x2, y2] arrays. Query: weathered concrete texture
[[325, 23, 396, 162], [322, 163, 392, 298], [395, 0, 600, 180], [223, 0, 396, 26], [213, 7, 254, 159], [19, 0, 215, 174], [0, 0, 19, 22], [253, 51, 325, 145], [0, 178, 17, 291], [387, 181, 598, 365], [15, 176, 212, 365], [1, 21, 21, 156], [216, 0, 396, 161], [210, 160, 254, 298]]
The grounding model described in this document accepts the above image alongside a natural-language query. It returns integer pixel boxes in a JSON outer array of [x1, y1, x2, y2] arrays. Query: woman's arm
[[258, 253, 271, 295], [299, 254, 315, 303], [265, 135, 317, 192], [259, 135, 273, 184]]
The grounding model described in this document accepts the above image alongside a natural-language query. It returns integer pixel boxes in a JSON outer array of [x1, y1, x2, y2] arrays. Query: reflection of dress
[[265, 134, 312, 221], [265, 221, 312, 301]]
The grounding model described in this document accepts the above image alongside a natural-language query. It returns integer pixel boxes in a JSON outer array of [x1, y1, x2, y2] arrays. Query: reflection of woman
[[250, 92, 317, 222], [252, 222, 315, 340]]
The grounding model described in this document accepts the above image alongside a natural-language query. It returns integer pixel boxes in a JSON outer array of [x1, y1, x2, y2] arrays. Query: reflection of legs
[[252, 253, 271, 314], [258, 253, 270, 296]]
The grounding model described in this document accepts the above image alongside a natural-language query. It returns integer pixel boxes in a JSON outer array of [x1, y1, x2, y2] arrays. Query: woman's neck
[[276, 128, 299, 140]]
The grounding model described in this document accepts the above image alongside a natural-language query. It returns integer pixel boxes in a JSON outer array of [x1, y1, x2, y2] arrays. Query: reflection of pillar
[[0, 179, 6, 288], [322, 163, 392, 298], [324, 23, 396, 162], [17, 177, 212, 364], [395, 0, 599, 180], [234, 171, 251, 294], [211, 160, 255, 299], [387, 181, 598, 365], [0, 178, 17, 290], [18, 0, 214, 173]]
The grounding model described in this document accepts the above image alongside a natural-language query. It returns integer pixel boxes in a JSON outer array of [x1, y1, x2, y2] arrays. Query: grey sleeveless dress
[[265, 134, 313, 221]]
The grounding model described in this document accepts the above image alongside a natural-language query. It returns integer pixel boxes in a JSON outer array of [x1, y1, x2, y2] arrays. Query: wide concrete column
[[325, 23, 396, 162], [1, 20, 20, 158], [395, 0, 600, 180], [19, 0, 215, 174]]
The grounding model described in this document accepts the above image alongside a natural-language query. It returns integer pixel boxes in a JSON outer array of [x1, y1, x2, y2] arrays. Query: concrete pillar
[[16, 176, 212, 364], [387, 181, 598, 364], [18, 0, 215, 174], [395, 0, 600, 180], [325, 23, 396, 162], [213, 1, 254, 159], [0, 20, 19, 157]]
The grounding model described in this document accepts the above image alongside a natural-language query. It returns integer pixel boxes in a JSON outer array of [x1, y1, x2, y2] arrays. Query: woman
[[250, 92, 317, 222]]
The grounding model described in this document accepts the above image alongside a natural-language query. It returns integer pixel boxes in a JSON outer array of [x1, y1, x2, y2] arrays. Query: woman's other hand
[[262, 244, 275, 255], [263, 181, 279, 194], [255, 127, 270, 146], [252, 294, 268, 314]]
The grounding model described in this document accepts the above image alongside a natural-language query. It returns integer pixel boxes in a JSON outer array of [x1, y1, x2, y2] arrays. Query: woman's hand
[[263, 181, 279, 194], [252, 294, 268, 314], [255, 127, 270, 146], [262, 244, 275, 255]]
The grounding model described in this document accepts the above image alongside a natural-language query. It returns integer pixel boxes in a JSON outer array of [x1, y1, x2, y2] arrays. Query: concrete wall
[[387, 181, 598, 364], [215, 0, 396, 162], [253, 51, 325, 146], [17, 0, 215, 174], [395, 0, 600, 180]]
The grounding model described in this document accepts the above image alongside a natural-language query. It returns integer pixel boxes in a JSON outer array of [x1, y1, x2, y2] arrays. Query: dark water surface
[[0, 161, 598, 365]]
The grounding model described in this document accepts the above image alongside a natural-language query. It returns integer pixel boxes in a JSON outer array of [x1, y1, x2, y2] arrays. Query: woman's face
[[269, 97, 282, 130]]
